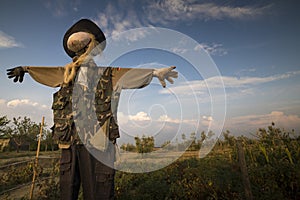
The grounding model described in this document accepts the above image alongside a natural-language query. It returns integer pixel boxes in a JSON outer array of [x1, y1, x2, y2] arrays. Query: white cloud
[[160, 70, 300, 96], [117, 111, 208, 144], [119, 108, 280, 148], [0, 99, 6, 105], [235, 68, 257, 77], [203, 115, 213, 121], [117, 112, 128, 123], [171, 47, 188, 54], [194, 43, 227, 56], [94, 1, 269, 44], [94, 2, 149, 42], [146, 0, 270, 24], [128, 111, 151, 121], [119, 111, 196, 125], [225, 111, 300, 134], [0, 99, 52, 126], [91, 1, 271, 57], [6, 99, 44, 108], [0, 31, 23, 48], [222, 71, 300, 87], [44, 0, 65, 17], [120, 111, 210, 128], [157, 114, 206, 127], [169, 42, 227, 57], [44, 0, 80, 17], [158, 114, 181, 124], [159, 79, 207, 96]]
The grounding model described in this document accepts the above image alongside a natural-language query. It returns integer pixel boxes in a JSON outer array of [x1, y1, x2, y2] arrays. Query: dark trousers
[[60, 144, 115, 200]]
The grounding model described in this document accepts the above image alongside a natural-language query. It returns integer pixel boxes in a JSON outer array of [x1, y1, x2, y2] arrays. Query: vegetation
[[0, 116, 10, 134], [134, 135, 154, 153], [0, 116, 58, 152], [0, 115, 299, 199], [115, 123, 299, 200]]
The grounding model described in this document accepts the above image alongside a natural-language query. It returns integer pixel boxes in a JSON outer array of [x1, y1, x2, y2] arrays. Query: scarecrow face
[[67, 32, 92, 56], [63, 19, 106, 58]]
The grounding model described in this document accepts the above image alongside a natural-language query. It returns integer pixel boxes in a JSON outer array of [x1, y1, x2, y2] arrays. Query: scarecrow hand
[[153, 66, 178, 88], [6, 66, 27, 83]]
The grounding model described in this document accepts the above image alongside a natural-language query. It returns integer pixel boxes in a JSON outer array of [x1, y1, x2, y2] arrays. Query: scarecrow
[[7, 19, 177, 200]]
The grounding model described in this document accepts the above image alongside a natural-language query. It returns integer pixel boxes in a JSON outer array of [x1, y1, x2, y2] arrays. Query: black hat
[[63, 19, 106, 58]]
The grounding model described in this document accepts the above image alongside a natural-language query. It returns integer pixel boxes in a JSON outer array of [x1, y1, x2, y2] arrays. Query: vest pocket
[[109, 117, 119, 141], [52, 119, 73, 142], [52, 89, 70, 110], [52, 90, 73, 143]]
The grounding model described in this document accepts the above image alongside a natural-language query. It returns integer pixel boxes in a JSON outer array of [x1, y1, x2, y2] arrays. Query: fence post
[[29, 116, 44, 200], [237, 139, 253, 200]]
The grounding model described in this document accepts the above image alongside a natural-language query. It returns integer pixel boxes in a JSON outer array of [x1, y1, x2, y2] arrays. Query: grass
[[0, 151, 60, 166]]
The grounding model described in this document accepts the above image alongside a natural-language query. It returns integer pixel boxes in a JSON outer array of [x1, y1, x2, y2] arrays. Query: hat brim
[[63, 19, 106, 58]]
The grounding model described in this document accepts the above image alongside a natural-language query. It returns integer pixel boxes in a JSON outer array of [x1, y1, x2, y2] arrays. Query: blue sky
[[1, 0, 300, 143]]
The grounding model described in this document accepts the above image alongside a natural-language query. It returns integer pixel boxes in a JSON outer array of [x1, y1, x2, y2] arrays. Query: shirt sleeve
[[24, 66, 65, 88], [112, 68, 154, 92], [24, 66, 154, 89]]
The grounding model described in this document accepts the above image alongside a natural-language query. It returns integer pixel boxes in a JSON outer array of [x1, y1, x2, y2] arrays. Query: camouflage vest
[[51, 66, 120, 148]]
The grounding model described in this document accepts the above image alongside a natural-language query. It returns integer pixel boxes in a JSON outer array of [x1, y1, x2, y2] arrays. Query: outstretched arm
[[152, 66, 177, 88], [7, 66, 26, 83], [112, 66, 178, 91], [7, 66, 64, 87]]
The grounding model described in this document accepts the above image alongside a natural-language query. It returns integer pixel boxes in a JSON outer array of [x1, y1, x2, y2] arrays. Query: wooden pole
[[237, 140, 253, 200], [29, 116, 44, 200]]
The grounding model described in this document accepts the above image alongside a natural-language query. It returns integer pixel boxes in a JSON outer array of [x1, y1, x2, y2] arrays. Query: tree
[[188, 132, 201, 151], [10, 116, 39, 152], [120, 143, 136, 152], [223, 130, 235, 146], [200, 131, 206, 142], [43, 129, 56, 151], [0, 116, 11, 138], [190, 132, 196, 142], [134, 135, 155, 154], [181, 133, 186, 141]]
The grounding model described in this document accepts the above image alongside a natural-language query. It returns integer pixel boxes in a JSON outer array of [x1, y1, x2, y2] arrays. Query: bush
[[0, 162, 33, 192], [115, 158, 243, 200]]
